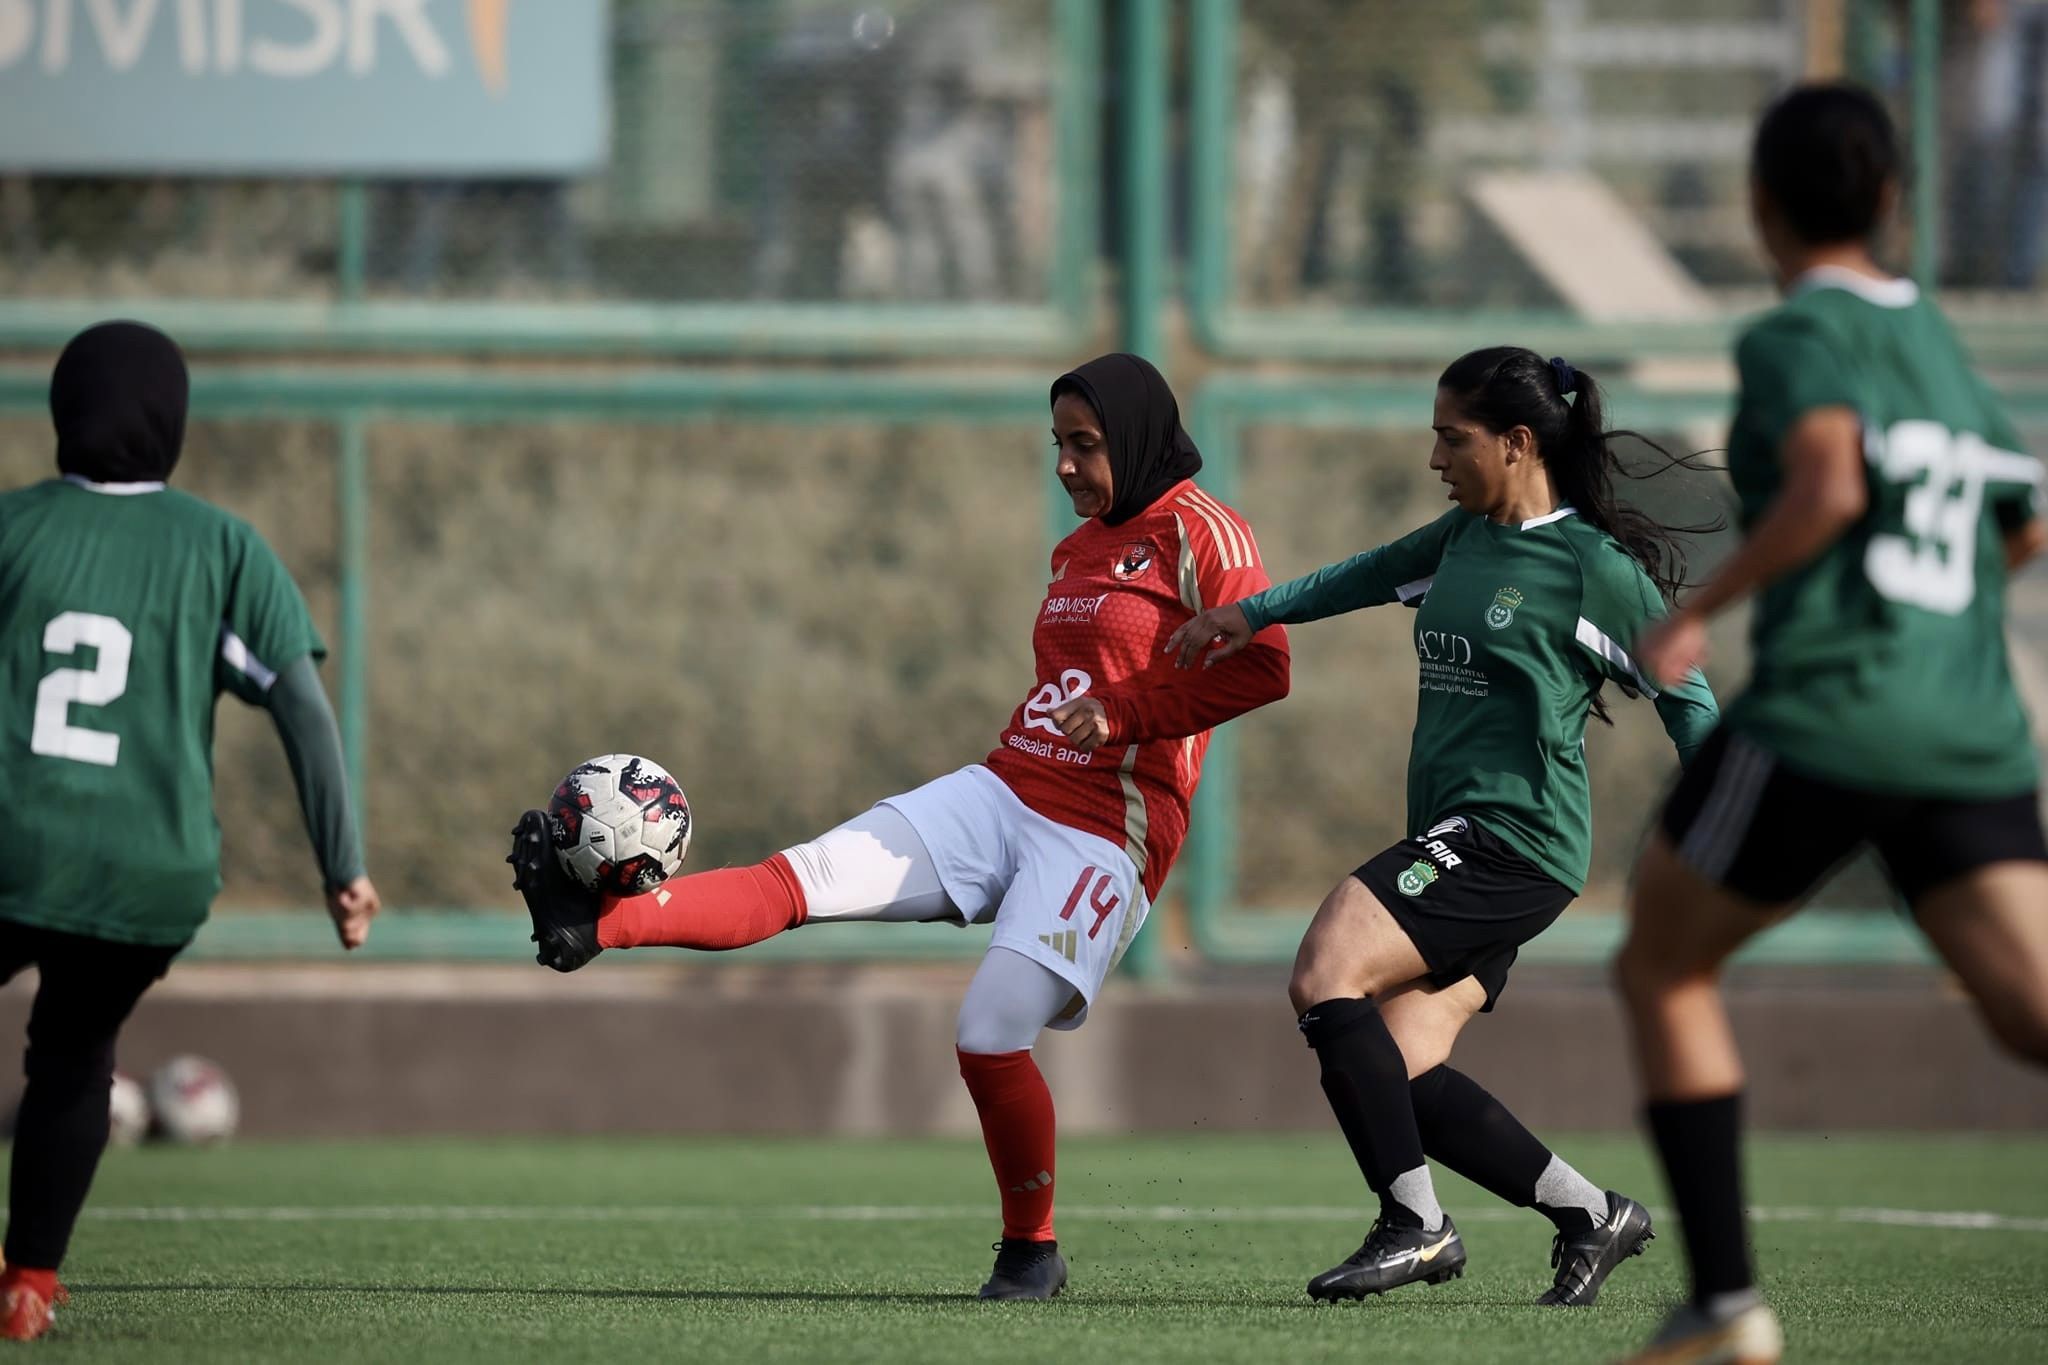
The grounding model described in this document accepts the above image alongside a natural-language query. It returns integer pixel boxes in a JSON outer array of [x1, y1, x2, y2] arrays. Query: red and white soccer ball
[[148, 1055, 239, 1145], [547, 753, 693, 896], [108, 1071, 150, 1147]]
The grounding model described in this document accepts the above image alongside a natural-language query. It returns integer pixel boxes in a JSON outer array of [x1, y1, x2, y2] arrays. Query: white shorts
[[883, 766, 1149, 1027], [787, 765, 1149, 1029]]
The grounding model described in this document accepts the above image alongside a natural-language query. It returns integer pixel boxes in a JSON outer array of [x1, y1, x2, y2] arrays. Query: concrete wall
[[7, 963, 2042, 1136]]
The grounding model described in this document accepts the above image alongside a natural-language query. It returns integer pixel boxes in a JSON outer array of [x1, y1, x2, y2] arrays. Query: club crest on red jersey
[[1113, 542, 1156, 582]]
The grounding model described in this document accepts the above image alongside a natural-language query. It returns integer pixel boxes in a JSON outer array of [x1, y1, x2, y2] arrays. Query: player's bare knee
[[1289, 954, 1363, 1015], [1613, 934, 1678, 1011]]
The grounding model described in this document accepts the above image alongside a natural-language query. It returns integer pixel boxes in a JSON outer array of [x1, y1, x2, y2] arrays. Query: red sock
[[595, 854, 808, 951], [0, 1266, 57, 1301], [957, 1048, 1057, 1242]]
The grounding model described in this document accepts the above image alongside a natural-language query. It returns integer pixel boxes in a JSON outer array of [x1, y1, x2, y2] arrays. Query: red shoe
[[0, 1267, 61, 1342]]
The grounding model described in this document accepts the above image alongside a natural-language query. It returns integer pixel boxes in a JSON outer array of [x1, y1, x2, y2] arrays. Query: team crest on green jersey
[[1485, 586, 1524, 630], [1396, 860, 1439, 897]]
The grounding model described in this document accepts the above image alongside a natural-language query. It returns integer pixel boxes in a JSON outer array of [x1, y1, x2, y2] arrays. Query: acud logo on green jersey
[[1396, 860, 1439, 897], [1485, 586, 1524, 630]]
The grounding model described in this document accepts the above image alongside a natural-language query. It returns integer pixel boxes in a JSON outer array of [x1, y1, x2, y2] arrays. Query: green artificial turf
[[29, 1132, 2048, 1363]]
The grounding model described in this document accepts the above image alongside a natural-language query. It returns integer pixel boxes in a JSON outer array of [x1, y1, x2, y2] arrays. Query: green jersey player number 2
[[0, 321, 377, 1343], [1, 478, 333, 944], [31, 612, 133, 767]]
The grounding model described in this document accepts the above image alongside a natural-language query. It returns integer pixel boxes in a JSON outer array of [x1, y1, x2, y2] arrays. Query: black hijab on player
[[1051, 353, 1203, 525], [51, 321, 188, 484]]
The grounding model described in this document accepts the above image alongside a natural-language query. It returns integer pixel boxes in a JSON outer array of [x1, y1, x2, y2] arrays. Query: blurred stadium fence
[[2, 0, 2043, 973]]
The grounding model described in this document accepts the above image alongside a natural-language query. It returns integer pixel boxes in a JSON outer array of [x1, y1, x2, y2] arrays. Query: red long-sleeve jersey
[[984, 479, 1290, 899]]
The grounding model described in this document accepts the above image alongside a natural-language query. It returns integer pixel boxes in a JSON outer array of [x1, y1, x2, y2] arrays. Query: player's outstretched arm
[[1204, 511, 1462, 648], [266, 655, 376, 950]]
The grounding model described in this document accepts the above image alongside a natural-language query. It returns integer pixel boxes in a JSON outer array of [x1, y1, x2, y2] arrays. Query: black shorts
[[1354, 816, 1575, 1012], [1661, 726, 2048, 906]]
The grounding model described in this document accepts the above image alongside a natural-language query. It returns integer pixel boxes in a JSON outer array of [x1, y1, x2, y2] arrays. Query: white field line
[[81, 1203, 2048, 1233]]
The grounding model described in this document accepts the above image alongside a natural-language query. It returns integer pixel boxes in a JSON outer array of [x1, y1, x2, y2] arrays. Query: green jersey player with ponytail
[[1168, 346, 1719, 1308]]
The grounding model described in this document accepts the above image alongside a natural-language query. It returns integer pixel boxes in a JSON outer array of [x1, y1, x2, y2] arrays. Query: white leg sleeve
[[782, 805, 962, 924], [955, 945, 1083, 1054]]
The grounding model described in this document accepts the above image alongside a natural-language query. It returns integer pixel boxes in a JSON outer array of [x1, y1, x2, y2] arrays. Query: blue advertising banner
[[0, 0, 609, 174]]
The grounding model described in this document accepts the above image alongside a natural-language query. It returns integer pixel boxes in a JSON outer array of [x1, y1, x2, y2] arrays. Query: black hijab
[[1051, 352, 1202, 525], [51, 320, 188, 484]]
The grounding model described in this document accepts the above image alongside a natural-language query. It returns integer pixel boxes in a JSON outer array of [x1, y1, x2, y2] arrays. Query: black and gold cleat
[[978, 1239, 1067, 1301], [1538, 1191, 1655, 1307], [507, 808, 602, 972], [1307, 1216, 1466, 1301]]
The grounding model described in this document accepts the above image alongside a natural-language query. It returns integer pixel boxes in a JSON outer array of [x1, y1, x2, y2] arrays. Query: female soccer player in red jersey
[[511, 352, 1290, 1300]]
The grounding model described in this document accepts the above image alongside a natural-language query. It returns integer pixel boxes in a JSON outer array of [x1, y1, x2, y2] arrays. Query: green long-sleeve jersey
[[1239, 507, 1718, 892], [0, 477, 329, 945]]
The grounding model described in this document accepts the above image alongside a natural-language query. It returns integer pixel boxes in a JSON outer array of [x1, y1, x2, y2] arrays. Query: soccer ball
[[108, 1071, 150, 1147], [547, 753, 692, 895], [148, 1055, 239, 1144]]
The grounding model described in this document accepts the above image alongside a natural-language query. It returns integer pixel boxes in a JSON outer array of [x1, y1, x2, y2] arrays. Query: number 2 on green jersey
[[31, 611, 132, 767]]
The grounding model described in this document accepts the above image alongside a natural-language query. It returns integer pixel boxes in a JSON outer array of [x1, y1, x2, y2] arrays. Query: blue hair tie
[[1548, 356, 1579, 397]]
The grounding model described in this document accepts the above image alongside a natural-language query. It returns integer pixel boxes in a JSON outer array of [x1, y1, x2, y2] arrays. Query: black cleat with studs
[[507, 808, 603, 973], [1307, 1216, 1467, 1301], [1536, 1190, 1655, 1307], [978, 1238, 1068, 1301]]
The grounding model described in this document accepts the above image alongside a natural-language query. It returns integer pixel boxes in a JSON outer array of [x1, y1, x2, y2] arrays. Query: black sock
[[5, 1046, 116, 1269], [1645, 1093, 1753, 1306], [1411, 1065, 1601, 1233], [1300, 997, 1438, 1229]]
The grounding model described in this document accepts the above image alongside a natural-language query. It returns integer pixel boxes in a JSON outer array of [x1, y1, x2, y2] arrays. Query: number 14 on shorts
[[1059, 866, 1121, 940]]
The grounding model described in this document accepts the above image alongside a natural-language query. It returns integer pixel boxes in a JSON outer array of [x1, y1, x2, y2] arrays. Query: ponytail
[[1436, 346, 1720, 606], [1437, 346, 1723, 721]]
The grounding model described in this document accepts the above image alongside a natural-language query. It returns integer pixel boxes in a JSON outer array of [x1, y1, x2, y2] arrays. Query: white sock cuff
[[1389, 1166, 1445, 1232], [1533, 1153, 1608, 1225]]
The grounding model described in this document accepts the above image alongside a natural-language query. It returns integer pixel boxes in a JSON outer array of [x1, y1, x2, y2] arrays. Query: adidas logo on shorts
[[1038, 930, 1078, 963]]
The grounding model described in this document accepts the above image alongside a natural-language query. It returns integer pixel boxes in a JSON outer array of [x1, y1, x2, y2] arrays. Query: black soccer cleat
[[1537, 1190, 1655, 1307], [1307, 1216, 1466, 1301], [507, 808, 603, 973], [978, 1238, 1067, 1301]]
